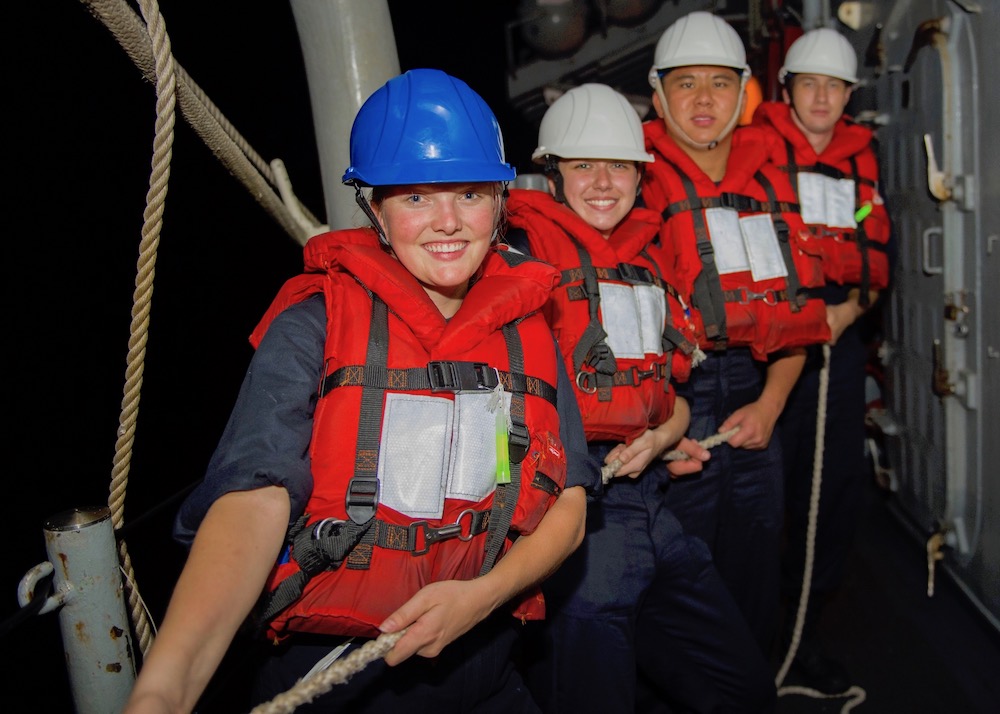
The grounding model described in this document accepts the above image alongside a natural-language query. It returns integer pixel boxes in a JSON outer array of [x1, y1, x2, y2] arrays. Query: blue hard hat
[[342, 68, 516, 186]]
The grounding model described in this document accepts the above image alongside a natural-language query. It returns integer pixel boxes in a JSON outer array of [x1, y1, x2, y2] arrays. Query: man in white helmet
[[505, 82, 776, 713], [752, 27, 894, 693], [640, 10, 832, 662]]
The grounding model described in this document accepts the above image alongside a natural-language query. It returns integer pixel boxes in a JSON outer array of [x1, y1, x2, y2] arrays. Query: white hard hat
[[650, 11, 749, 75], [532, 83, 654, 164], [779, 28, 858, 84]]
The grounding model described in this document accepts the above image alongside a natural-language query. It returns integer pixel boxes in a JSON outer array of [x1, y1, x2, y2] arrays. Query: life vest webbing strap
[[850, 155, 872, 305], [662, 193, 799, 217], [576, 362, 671, 392], [723, 288, 791, 305], [754, 171, 805, 312], [670, 170, 727, 345], [320, 363, 558, 408], [347, 294, 388, 527], [565, 240, 618, 401], [372, 509, 491, 556], [560, 262, 666, 290], [780, 142, 876, 188], [784, 140, 800, 189], [252, 514, 373, 632], [641, 247, 686, 384], [480, 323, 526, 576], [565, 278, 680, 303]]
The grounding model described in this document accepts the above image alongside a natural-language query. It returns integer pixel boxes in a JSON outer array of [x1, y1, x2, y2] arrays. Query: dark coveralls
[[663, 347, 785, 654], [778, 284, 871, 632], [523, 441, 777, 714]]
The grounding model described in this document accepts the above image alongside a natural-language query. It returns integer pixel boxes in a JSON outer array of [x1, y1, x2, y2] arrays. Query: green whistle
[[854, 203, 873, 222]]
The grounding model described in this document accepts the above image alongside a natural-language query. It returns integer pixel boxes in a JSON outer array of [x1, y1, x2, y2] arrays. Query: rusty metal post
[[19, 506, 136, 713]]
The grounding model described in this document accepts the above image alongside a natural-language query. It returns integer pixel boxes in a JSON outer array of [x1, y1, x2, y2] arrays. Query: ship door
[[874, 2, 998, 626]]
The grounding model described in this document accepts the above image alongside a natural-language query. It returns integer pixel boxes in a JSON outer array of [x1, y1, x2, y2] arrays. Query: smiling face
[[373, 183, 500, 317], [553, 158, 640, 238], [784, 73, 852, 151], [656, 65, 743, 151]]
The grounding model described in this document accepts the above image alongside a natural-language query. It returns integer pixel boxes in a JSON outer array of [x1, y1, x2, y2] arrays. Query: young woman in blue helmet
[[122, 68, 591, 714]]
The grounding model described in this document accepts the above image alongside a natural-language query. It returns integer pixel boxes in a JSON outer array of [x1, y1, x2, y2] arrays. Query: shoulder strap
[[753, 171, 805, 311]]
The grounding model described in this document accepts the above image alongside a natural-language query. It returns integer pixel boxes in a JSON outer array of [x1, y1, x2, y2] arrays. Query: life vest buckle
[[576, 370, 597, 394], [409, 509, 477, 556], [733, 287, 779, 306], [719, 193, 757, 212], [427, 361, 498, 392], [509, 422, 530, 463], [617, 262, 653, 285]]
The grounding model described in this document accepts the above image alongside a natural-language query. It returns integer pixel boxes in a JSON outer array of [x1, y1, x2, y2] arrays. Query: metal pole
[[290, 0, 400, 231], [18, 507, 136, 713]]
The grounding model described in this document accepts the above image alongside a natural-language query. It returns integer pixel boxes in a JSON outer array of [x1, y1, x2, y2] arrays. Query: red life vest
[[250, 228, 568, 639], [506, 189, 697, 443], [752, 101, 891, 294], [642, 122, 831, 360]]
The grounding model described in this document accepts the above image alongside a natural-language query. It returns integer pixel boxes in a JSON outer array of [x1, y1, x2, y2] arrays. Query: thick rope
[[600, 427, 740, 484], [249, 630, 406, 714], [104, 0, 176, 660], [774, 344, 867, 712], [73, 0, 331, 660], [79, 0, 324, 245], [776, 343, 830, 686]]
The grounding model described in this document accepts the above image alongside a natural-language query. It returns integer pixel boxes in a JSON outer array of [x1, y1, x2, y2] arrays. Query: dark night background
[[6, 3, 1000, 713], [4, 1, 529, 709]]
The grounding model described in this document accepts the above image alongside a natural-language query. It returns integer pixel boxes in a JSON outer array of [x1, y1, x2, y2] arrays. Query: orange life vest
[[250, 228, 568, 639], [642, 122, 831, 360], [506, 188, 697, 442], [752, 101, 891, 295]]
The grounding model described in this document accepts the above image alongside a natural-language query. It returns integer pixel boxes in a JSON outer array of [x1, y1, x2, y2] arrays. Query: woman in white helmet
[[505, 82, 776, 714], [753, 27, 894, 693], [641, 10, 831, 660]]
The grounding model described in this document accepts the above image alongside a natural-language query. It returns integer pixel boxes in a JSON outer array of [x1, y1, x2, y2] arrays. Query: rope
[[79, 0, 325, 246], [774, 344, 867, 712], [777, 685, 867, 712], [103, 0, 176, 660], [249, 630, 406, 714], [600, 427, 740, 484], [776, 344, 829, 686], [71, 0, 330, 660]]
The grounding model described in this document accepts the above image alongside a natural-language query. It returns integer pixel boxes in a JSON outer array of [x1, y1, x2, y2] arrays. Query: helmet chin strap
[[650, 69, 749, 151], [352, 184, 390, 246]]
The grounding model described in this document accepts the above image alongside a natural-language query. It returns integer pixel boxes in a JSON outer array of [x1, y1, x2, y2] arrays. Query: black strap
[[373, 509, 491, 555], [641, 247, 693, 386], [252, 514, 372, 632], [480, 323, 527, 576], [723, 288, 791, 305], [668, 169, 728, 346], [568, 243, 618, 379], [849, 155, 872, 305], [320, 362, 557, 407], [347, 293, 388, 526], [576, 362, 671, 392], [754, 171, 805, 311], [781, 139, 875, 187]]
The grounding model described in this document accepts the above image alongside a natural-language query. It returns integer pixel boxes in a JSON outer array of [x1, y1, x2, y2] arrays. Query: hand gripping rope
[[600, 426, 740, 484]]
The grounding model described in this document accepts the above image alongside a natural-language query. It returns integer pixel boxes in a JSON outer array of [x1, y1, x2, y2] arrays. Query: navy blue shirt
[[175, 295, 597, 546]]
